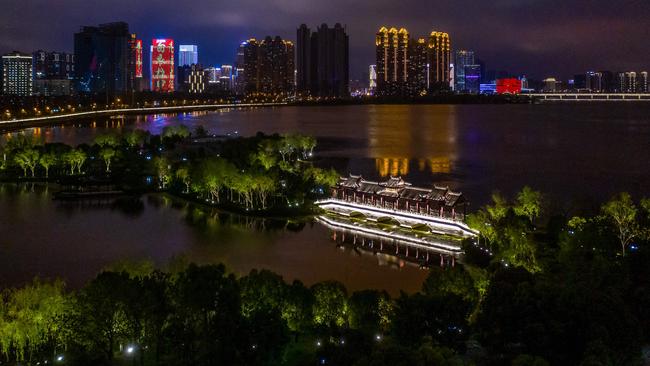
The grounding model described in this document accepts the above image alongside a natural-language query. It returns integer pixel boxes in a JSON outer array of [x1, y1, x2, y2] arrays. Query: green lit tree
[[602, 192, 639, 256], [38, 152, 57, 178], [153, 157, 171, 189], [14, 148, 40, 177], [311, 281, 348, 328], [93, 133, 120, 148], [99, 147, 116, 172], [513, 186, 542, 224]]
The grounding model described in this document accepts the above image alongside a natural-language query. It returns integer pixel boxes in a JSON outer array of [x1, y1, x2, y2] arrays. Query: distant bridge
[[528, 93, 650, 102]]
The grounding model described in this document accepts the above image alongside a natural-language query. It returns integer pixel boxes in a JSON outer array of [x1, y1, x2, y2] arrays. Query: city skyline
[[1, 0, 649, 80]]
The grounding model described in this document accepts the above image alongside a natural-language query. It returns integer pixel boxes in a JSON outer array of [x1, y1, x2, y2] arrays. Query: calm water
[[2, 104, 650, 291]]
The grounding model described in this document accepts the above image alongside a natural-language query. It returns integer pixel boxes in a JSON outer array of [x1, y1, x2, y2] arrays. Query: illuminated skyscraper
[[454, 50, 474, 92], [463, 64, 481, 94], [2, 52, 33, 96], [407, 38, 428, 96], [375, 27, 409, 96], [178, 45, 198, 67], [639, 71, 649, 93], [427, 31, 451, 91], [369, 65, 377, 92], [150, 38, 175, 92], [242, 36, 294, 96]]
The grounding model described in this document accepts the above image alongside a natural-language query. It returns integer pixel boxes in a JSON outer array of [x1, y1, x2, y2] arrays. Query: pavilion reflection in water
[[317, 215, 458, 268]]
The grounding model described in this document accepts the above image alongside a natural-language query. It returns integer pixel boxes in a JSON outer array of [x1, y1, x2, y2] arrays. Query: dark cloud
[[1, 0, 649, 79]]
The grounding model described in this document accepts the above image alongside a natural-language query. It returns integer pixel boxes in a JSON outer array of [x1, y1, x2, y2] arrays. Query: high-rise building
[[427, 31, 451, 91], [150, 38, 175, 92], [2, 52, 33, 96], [464, 65, 481, 94], [454, 50, 474, 92], [407, 38, 428, 96], [296, 23, 349, 98], [74, 22, 134, 95], [241, 36, 294, 96], [188, 64, 205, 94], [585, 71, 603, 92], [33, 50, 75, 80], [32, 50, 75, 96], [178, 45, 198, 67], [375, 27, 451, 96], [133, 39, 143, 78], [375, 27, 409, 96], [369, 65, 377, 92], [639, 71, 649, 93], [296, 24, 312, 97]]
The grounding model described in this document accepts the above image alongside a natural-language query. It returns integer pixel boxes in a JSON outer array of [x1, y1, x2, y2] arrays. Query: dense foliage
[[0, 128, 337, 214], [0, 189, 649, 365]]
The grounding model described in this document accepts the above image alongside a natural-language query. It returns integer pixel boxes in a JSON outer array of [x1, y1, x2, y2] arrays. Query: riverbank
[[0, 101, 287, 131]]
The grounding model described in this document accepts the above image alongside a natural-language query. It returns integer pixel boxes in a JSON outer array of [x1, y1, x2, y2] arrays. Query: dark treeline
[[1, 188, 649, 365], [0, 128, 337, 215]]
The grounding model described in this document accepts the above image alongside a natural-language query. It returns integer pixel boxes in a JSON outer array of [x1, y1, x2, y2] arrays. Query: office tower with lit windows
[[2, 52, 33, 96], [463, 64, 481, 93], [74, 22, 134, 95], [427, 31, 451, 91], [32, 50, 75, 96], [296, 23, 349, 98], [369, 65, 377, 92], [178, 45, 198, 67], [454, 50, 474, 92], [241, 36, 294, 96], [639, 71, 649, 93], [407, 38, 428, 96], [150, 39, 175, 92], [375, 27, 409, 96]]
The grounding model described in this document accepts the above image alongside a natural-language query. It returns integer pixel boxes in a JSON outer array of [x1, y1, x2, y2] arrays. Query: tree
[[0, 279, 70, 362], [63, 149, 87, 175], [348, 290, 392, 334], [298, 135, 317, 159], [311, 281, 348, 327], [162, 125, 190, 139], [14, 149, 40, 177], [38, 153, 57, 178], [601, 192, 639, 256], [124, 129, 149, 148], [93, 134, 119, 148], [153, 157, 171, 189], [175, 167, 191, 193], [99, 147, 116, 172], [513, 186, 542, 224]]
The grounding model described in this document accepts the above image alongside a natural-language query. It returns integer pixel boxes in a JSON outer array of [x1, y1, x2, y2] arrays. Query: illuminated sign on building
[[135, 39, 143, 78], [496, 78, 522, 94], [150, 38, 175, 92]]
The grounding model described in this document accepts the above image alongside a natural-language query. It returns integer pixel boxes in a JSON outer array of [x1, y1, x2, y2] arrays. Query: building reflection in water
[[367, 105, 458, 179], [375, 157, 451, 177]]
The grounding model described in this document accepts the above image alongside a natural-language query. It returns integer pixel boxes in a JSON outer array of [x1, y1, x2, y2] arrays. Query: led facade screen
[[150, 39, 175, 92], [135, 39, 143, 78], [496, 78, 521, 94]]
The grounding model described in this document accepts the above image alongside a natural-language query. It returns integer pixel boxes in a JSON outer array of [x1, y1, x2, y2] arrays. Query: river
[[2, 104, 649, 293]]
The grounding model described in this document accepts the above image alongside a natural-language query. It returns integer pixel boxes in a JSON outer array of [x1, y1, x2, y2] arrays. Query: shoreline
[[0, 101, 288, 131]]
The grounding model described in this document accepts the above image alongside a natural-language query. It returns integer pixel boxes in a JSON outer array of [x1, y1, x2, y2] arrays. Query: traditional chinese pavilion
[[331, 174, 468, 220]]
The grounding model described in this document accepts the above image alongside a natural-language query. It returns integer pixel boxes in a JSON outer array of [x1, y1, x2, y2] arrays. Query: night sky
[[1, 0, 649, 79]]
